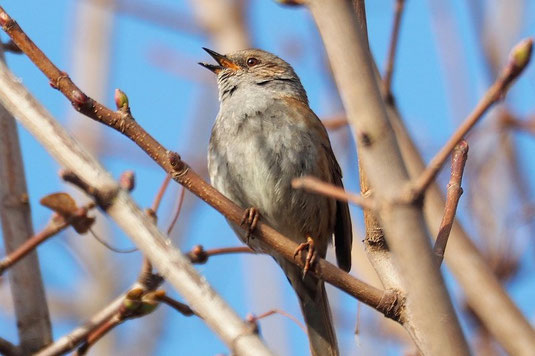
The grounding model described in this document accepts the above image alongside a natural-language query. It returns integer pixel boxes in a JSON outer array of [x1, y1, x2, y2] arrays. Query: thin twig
[[75, 315, 121, 356], [167, 185, 186, 235], [291, 176, 375, 210], [408, 38, 533, 199], [321, 115, 349, 130], [151, 174, 171, 214], [248, 309, 306, 334], [0, 337, 20, 356], [0, 217, 69, 275], [433, 141, 469, 265], [156, 294, 196, 316], [307, 0, 470, 353], [88, 228, 138, 254], [36, 272, 164, 356], [142, 174, 172, 275], [383, 0, 406, 100], [187, 245, 254, 264]]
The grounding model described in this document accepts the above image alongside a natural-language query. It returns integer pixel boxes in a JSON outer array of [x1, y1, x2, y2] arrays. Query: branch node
[[376, 289, 403, 321], [167, 150, 189, 177], [71, 90, 88, 110], [49, 72, 69, 90], [0, 12, 14, 29]]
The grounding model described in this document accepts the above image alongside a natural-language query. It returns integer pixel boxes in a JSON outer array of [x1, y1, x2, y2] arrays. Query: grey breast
[[208, 95, 332, 242]]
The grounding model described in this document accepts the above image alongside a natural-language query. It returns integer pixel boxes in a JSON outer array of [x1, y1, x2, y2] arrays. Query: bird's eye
[[246, 57, 260, 67]]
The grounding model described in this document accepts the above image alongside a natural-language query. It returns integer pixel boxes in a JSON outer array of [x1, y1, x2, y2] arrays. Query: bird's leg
[[293, 236, 317, 278], [240, 207, 260, 243]]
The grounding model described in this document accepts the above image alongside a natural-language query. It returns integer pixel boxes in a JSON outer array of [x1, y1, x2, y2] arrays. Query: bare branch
[[0, 201, 94, 275], [409, 38, 533, 198], [306, 0, 469, 354], [386, 83, 535, 355], [167, 185, 185, 235], [383, 0, 406, 100], [291, 176, 375, 210], [433, 141, 468, 265]]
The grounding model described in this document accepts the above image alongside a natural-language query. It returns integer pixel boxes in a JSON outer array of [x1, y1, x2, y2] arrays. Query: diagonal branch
[[383, 0, 406, 100], [306, 0, 469, 354], [0, 37, 52, 353], [408, 38, 533, 199], [0, 202, 94, 275], [433, 141, 468, 265]]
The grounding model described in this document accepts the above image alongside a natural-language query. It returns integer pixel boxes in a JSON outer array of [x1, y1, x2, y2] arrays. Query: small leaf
[[40, 192, 78, 217]]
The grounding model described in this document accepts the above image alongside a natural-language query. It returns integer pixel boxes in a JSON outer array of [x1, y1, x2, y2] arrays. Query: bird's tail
[[280, 260, 339, 356]]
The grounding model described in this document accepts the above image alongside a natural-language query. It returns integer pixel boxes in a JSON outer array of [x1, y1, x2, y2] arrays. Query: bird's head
[[199, 48, 307, 102]]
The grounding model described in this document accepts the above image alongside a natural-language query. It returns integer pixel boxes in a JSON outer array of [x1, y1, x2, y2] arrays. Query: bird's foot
[[240, 207, 260, 244], [293, 236, 317, 278]]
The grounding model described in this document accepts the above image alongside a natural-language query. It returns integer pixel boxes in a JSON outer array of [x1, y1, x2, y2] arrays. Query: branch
[[187, 245, 254, 264], [166, 184, 185, 235], [409, 38, 533, 198], [433, 141, 468, 265], [0, 14, 273, 356], [0, 200, 95, 275], [291, 176, 375, 210], [0, 38, 52, 353], [385, 73, 535, 356], [306, 0, 469, 354], [383, 0, 406, 100], [0, 6, 401, 321], [36, 271, 164, 356]]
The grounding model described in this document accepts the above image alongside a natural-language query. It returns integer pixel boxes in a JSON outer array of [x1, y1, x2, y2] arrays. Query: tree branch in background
[[433, 141, 468, 265], [36, 262, 165, 356], [0, 40, 52, 354], [75, 288, 197, 356], [0, 194, 95, 275], [0, 6, 401, 321], [386, 74, 535, 356], [383, 0, 406, 101], [408, 38, 533, 199]]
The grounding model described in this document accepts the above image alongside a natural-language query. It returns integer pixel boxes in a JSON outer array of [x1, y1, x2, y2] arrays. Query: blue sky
[[1, 1, 534, 355]]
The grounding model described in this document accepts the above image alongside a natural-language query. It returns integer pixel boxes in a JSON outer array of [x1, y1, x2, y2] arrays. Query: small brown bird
[[201, 48, 352, 356]]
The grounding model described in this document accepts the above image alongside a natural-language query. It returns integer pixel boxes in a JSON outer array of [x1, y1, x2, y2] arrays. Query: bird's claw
[[240, 207, 259, 243], [293, 236, 317, 278]]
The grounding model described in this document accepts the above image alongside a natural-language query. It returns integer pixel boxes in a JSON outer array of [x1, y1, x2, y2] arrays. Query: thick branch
[[386, 89, 535, 356], [434, 141, 468, 265], [306, 0, 469, 354], [0, 39, 52, 353]]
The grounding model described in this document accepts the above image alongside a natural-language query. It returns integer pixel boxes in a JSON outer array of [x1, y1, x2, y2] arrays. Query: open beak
[[198, 47, 240, 74]]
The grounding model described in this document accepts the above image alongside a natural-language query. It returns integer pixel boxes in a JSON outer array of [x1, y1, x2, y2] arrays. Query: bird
[[200, 48, 352, 356]]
